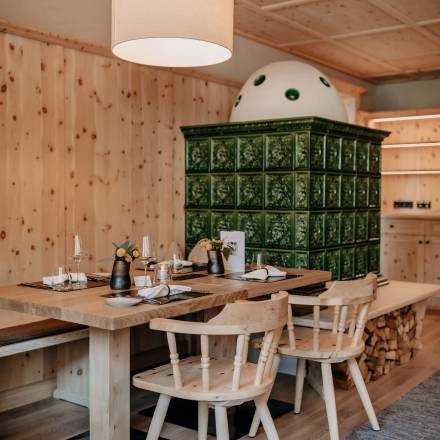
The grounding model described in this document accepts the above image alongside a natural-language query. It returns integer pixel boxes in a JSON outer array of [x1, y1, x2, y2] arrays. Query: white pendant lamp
[[111, 0, 234, 67]]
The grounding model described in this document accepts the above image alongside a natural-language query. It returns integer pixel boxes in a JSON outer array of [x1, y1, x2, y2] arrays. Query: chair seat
[[133, 356, 272, 402], [277, 327, 364, 361]]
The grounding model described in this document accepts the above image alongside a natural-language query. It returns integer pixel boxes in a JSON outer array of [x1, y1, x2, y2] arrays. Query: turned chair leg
[[321, 363, 339, 440], [198, 402, 209, 440], [147, 394, 171, 440], [295, 358, 306, 413], [214, 405, 230, 440], [255, 397, 279, 440], [347, 358, 380, 431]]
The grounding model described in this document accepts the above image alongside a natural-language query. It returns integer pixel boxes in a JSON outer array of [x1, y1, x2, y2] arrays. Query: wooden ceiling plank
[[260, 0, 321, 11], [238, 0, 401, 73], [368, 0, 440, 45]]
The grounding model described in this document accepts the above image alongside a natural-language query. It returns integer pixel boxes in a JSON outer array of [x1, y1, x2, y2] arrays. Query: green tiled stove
[[181, 117, 389, 280]]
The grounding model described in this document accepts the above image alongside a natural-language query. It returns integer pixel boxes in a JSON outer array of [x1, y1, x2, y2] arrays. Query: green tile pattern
[[183, 117, 388, 280]]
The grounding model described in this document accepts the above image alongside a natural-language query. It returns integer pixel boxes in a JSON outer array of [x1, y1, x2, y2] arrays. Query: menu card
[[220, 231, 245, 272]]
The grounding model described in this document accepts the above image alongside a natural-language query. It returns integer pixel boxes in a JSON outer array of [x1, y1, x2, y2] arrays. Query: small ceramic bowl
[[105, 296, 143, 308]]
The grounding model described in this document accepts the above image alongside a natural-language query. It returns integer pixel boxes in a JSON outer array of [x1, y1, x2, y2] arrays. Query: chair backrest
[[286, 273, 377, 356], [150, 292, 288, 392]]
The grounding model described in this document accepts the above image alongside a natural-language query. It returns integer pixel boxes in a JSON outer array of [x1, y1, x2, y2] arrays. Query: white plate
[[105, 296, 142, 308]]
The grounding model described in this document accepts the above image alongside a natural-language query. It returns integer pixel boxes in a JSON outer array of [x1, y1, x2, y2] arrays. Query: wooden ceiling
[[234, 0, 440, 83]]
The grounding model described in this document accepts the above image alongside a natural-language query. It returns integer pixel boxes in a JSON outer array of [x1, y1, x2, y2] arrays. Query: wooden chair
[[133, 292, 288, 440], [250, 274, 379, 440]]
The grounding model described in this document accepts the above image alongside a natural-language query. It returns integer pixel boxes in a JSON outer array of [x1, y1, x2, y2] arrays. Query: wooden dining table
[[0, 268, 330, 440]]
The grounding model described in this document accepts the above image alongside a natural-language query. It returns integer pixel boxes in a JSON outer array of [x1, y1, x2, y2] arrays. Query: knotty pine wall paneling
[[0, 32, 238, 285]]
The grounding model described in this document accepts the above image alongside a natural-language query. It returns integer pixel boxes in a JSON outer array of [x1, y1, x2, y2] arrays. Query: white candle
[[74, 234, 81, 257], [142, 236, 150, 258]]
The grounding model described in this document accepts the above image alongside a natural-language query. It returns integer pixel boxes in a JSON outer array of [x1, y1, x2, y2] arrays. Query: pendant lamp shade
[[111, 0, 234, 67]]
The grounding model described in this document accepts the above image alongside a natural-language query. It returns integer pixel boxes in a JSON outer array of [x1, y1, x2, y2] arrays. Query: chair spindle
[[336, 306, 348, 351], [332, 305, 340, 334], [200, 334, 210, 392], [287, 304, 296, 350], [232, 334, 246, 391], [313, 305, 320, 352], [352, 304, 369, 347], [254, 330, 274, 386], [166, 332, 182, 388], [242, 334, 250, 365], [348, 304, 360, 337]]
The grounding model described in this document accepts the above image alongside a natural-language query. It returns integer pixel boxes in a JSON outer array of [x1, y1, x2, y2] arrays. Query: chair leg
[[321, 363, 339, 440], [347, 358, 380, 431], [294, 358, 306, 414], [146, 394, 171, 440], [198, 402, 209, 440], [214, 405, 229, 440], [255, 397, 280, 440]]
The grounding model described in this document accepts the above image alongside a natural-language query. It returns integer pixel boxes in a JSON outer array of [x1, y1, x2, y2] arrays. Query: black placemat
[[19, 275, 109, 291], [218, 272, 302, 283]]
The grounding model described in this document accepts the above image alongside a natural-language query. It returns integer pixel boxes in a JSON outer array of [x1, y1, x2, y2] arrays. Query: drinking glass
[[251, 252, 268, 270], [154, 262, 173, 285], [51, 265, 71, 292]]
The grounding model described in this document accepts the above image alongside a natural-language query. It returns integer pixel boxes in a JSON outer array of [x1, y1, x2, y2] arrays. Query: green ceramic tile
[[326, 174, 341, 208], [341, 211, 355, 244], [265, 133, 294, 170], [310, 251, 325, 270], [295, 132, 309, 169], [211, 175, 235, 208], [185, 211, 210, 243], [310, 212, 325, 249], [211, 137, 236, 171], [186, 139, 210, 172], [267, 250, 294, 268], [355, 211, 369, 242], [341, 246, 355, 280], [185, 175, 210, 208], [296, 173, 325, 209], [265, 173, 294, 209], [211, 211, 236, 239], [294, 252, 309, 269], [355, 245, 369, 278], [326, 212, 341, 247], [341, 175, 355, 208], [265, 212, 293, 248], [370, 143, 381, 174], [326, 136, 341, 170], [341, 138, 355, 172], [294, 212, 308, 250], [237, 136, 263, 171], [356, 140, 369, 173], [368, 210, 380, 240], [355, 176, 369, 207], [369, 176, 380, 208], [237, 174, 263, 209], [326, 248, 341, 280], [238, 212, 264, 247], [368, 242, 380, 273], [310, 134, 325, 170]]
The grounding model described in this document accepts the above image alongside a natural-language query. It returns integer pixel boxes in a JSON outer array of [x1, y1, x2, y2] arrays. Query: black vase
[[110, 260, 131, 290], [207, 250, 225, 274]]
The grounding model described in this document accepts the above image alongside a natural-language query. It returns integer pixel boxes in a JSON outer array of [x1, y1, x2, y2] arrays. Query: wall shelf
[[382, 170, 440, 175]]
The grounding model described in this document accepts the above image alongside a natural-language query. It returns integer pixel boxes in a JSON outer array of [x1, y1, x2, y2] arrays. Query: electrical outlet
[[416, 200, 431, 209], [394, 200, 413, 209]]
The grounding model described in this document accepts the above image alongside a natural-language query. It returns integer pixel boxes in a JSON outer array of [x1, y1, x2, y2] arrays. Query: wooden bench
[[0, 311, 90, 410]]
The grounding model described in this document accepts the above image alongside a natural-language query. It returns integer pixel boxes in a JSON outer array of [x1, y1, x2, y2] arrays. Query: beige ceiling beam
[[368, 0, 440, 45], [261, 0, 320, 11]]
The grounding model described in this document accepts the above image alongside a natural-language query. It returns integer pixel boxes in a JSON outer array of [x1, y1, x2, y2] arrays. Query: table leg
[[89, 327, 130, 440]]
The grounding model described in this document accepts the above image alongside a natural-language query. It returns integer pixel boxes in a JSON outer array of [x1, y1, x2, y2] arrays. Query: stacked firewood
[[333, 305, 418, 389]]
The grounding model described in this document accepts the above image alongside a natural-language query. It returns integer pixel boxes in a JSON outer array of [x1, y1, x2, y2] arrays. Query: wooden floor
[[1, 311, 439, 440]]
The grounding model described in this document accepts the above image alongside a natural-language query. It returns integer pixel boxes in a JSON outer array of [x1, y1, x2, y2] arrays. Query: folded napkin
[[43, 274, 68, 286], [138, 284, 192, 299], [70, 272, 87, 283], [242, 265, 287, 280]]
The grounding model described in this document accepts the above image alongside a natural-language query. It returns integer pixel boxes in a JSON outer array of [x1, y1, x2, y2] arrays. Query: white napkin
[[138, 284, 192, 299], [70, 272, 87, 283], [242, 265, 287, 280], [43, 274, 68, 286]]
